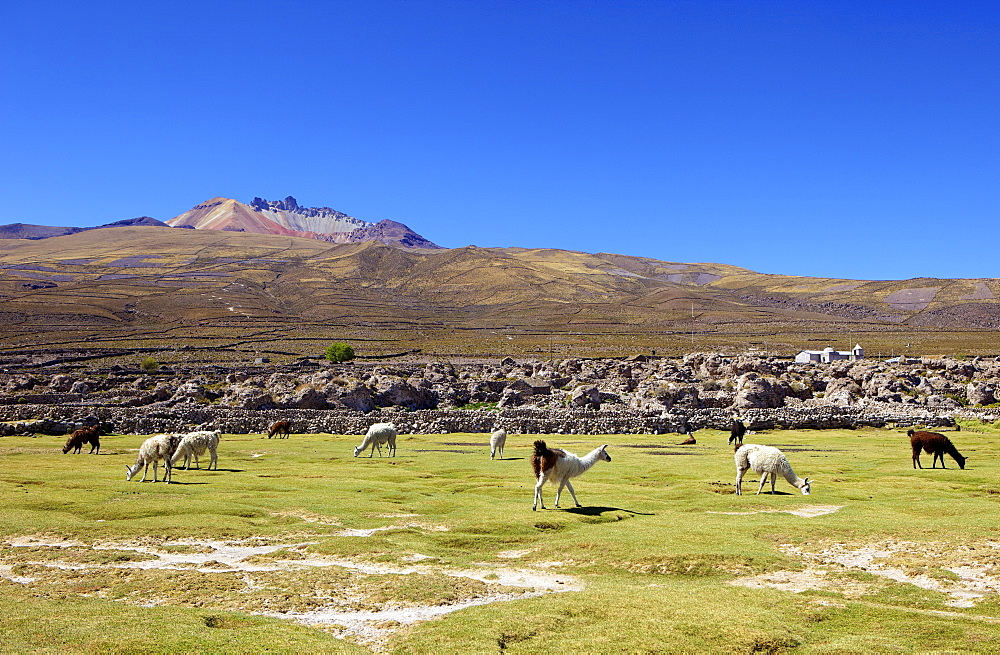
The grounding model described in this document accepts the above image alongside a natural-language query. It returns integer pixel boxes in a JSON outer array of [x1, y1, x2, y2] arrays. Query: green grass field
[[1, 426, 999, 653]]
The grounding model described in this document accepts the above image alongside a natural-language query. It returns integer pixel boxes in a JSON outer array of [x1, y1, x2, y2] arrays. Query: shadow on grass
[[495, 457, 526, 461], [564, 506, 655, 516]]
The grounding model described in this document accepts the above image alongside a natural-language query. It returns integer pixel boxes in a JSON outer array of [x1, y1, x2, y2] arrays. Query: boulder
[[967, 381, 996, 406], [335, 384, 377, 413], [824, 378, 863, 406], [49, 374, 74, 392], [571, 385, 601, 409], [734, 373, 785, 409]]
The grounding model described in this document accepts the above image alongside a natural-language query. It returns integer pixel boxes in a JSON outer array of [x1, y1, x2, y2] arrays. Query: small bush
[[140, 357, 159, 372], [324, 342, 355, 363]]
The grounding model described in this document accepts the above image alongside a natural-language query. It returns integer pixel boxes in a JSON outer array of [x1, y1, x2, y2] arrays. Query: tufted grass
[[0, 426, 998, 652]]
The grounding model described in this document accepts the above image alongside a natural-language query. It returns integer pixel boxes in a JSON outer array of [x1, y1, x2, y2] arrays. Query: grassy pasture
[[1, 426, 999, 653]]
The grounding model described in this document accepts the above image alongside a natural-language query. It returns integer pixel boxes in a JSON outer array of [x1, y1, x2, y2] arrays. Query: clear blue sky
[[1, 0, 997, 280]]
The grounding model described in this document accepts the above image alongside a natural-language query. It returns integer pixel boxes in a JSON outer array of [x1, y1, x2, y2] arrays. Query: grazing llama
[[532, 440, 611, 511], [490, 428, 507, 460], [735, 444, 811, 495], [125, 434, 182, 483], [63, 425, 101, 454], [908, 429, 967, 469], [170, 430, 221, 471], [729, 418, 747, 448], [354, 423, 397, 457], [267, 420, 292, 439]]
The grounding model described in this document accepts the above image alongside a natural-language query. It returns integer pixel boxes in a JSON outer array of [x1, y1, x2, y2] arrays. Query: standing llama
[[735, 444, 811, 495], [354, 423, 397, 457], [267, 420, 292, 439], [907, 429, 967, 469], [490, 428, 507, 460], [729, 418, 747, 448], [63, 425, 101, 454], [125, 433, 183, 483], [532, 440, 611, 511], [170, 430, 221, 471]]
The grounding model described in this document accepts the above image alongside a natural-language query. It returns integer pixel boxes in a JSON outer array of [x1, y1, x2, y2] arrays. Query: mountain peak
[[167, 196, 441, 249]]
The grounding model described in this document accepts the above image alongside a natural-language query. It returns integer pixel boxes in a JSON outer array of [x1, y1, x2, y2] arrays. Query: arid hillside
[[0, 226, 997, 364]]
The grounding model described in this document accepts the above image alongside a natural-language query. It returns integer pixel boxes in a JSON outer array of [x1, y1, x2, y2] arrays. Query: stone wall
[[0, 402, 957, 437]]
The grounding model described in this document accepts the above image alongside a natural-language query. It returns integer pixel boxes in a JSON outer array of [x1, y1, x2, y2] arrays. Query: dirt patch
[[731, 569, 872, 598], [271, 509, 342, 526], [708, 505, 844, 518], [733, 539, 1000, 609], [885, 287, 940, 311], [1, 535, 579, 652]]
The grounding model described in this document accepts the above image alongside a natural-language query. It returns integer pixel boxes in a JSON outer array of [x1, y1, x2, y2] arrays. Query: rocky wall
[[0, 402, 957, 437]]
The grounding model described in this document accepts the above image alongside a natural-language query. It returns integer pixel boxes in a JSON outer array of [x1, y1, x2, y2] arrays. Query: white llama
[[532, 440, 611, 511], [125, 433, 182, 483], [490, 428, 507, 460], [354, 423, 397, 457], [735, 444, 811, 495]]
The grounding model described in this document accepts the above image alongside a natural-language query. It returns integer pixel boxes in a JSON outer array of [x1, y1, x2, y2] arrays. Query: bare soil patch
[[731, 539, 1000, 609], [1, 534, 579, 652]]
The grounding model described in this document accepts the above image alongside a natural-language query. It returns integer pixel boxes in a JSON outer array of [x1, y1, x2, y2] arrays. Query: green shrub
[[139, 357, 159, 372], [324, 342, 355, 363]]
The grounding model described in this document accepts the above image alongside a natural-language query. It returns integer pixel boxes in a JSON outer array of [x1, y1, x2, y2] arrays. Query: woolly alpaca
[[532, 440, 611, 511], [170, 430, 221, 471], [63, 425, 101, 454], [354, 423, 397, 458], [728, 418, 747, 448], [125, 433, 183, 483], [735, 444, 811, 495], [908, 429, 966, 469], [490, 429, 507, 460], [267, 420, 292, 439]]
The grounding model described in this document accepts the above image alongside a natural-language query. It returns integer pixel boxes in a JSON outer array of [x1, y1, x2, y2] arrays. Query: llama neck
[[580, 447, 605, 471], [781, 466, 805, 488]]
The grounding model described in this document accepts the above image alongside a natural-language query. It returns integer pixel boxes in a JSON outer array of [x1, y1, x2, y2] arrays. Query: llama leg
[[533, 475, 547, 511], [771, 473, 777, 494], [554, 479, 566, 508], [756, 473, 768, 495], [735, 466, 746, 495], [564, 479, 581, 507], [209, 447, 217, 470]]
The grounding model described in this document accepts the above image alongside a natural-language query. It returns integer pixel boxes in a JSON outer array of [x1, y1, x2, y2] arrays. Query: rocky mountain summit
[[167, 195, 441, 248], [3, 353, 995, 437]]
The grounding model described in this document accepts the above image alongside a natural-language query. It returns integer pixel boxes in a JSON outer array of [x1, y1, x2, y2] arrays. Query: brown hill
[[0, 226, 996, 361]]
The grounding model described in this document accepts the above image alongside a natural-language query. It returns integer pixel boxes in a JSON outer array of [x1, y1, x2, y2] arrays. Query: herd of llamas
[[59, 416, 968, 507]]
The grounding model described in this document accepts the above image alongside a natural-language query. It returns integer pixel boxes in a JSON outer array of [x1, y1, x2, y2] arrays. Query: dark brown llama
[[63, 425, 101, 454], [728, 418, 747, 449], [907, 429, 966, 469], [267, 420, 292, 439]]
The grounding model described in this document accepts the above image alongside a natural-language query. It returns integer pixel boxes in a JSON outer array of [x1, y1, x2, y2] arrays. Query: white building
[[795, 344, 864, 364]]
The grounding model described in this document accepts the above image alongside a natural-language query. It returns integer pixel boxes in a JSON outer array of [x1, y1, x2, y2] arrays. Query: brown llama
[[907, 429, 967, 469], [267, 420, 292, 439], [63, 425, 101, 454]]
